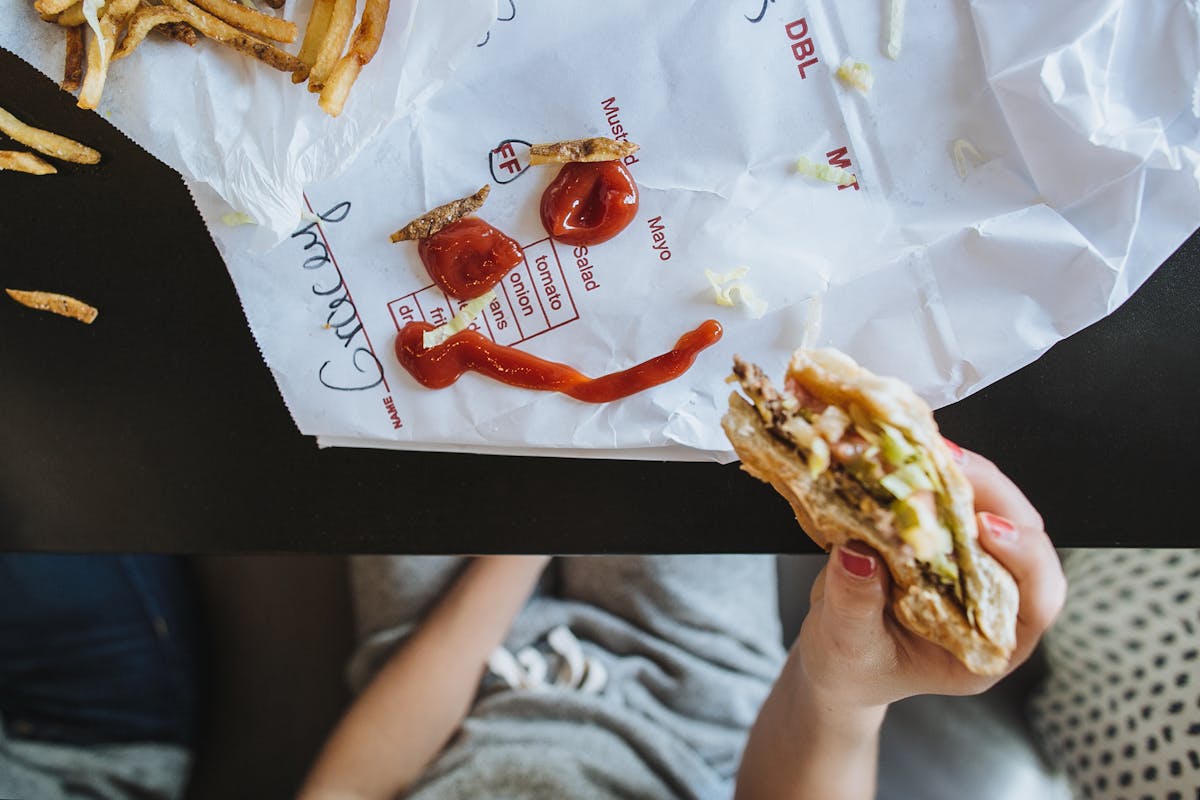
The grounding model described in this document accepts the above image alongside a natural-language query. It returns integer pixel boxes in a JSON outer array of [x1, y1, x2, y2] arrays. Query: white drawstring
[[548, 625, 584, 687], [486, 625, 608, 693]]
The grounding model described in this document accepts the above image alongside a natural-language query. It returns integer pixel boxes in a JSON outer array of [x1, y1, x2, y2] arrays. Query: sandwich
[[721, 348, 1018, 676]]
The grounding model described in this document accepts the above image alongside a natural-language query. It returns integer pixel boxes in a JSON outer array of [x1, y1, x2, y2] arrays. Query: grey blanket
[[348, 556, 787, 800]]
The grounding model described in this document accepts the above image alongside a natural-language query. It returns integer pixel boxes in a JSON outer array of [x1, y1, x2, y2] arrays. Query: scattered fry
[[114, 7, 192, 60], [34, 0, 77, 16], [62, 24, 84, 92], [6, 289, 99, 324], [295, 0, 333, 82], [162, 0, 308, 76], [0, 151, 57, 175], [159, 20, 199, 46], [77, 0, 139, 110], [56, 2, 86, 27], [307, 0, 355, 91], [529, 137, 640, 165], [78, 24, 106, 109], [390, 185, 491, 243], [318, 0, 389, 117], [188, 0, 296, 43], [30, 0, 374, 112], [0, 105, 100, 164], [885, 0, 906, 60]]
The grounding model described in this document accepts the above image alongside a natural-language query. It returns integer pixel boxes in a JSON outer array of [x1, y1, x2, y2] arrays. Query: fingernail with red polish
[[981, 512, 1018, 542], [839, 546, 876, 579], [942, 437, 965, 463]]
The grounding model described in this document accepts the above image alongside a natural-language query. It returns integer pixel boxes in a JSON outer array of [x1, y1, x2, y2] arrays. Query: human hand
[[792, 444, 1067, 713]]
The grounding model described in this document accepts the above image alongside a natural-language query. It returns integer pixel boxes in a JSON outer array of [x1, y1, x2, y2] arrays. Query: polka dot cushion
[[1029, 549, 1200, 800]]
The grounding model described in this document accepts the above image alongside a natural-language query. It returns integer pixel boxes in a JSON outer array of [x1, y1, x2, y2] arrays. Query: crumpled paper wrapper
[[6, 0, 1199, 461]]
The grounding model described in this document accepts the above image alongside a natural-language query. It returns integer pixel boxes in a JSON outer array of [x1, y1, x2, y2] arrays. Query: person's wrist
[[788, 651, 888, 737], [802, 681, 887, 737]]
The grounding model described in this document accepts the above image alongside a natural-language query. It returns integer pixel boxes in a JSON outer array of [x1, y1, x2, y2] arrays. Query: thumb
[[821, 542, 891, 642]]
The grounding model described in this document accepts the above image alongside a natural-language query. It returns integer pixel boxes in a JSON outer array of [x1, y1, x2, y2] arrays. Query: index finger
[[958, 448, 1044, 532]]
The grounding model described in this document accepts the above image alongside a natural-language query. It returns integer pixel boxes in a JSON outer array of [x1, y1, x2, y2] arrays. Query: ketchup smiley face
[[539, 161, 639, 246], [417, 217, 525, 300]]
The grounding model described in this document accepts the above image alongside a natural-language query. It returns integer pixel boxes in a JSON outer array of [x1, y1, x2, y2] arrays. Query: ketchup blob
[[539, 161, 639, 246], [396, 320, 722, 403], [417, 217, 525, 300]]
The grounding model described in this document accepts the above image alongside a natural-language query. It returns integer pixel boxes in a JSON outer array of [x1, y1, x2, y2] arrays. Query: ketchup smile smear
[[418, 217, 525, 300], [396, 319, 723, 403]]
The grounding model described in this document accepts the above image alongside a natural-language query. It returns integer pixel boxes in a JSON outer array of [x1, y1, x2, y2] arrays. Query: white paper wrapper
[[8, 0, 1200, 461], [2, 0, 497, 239]]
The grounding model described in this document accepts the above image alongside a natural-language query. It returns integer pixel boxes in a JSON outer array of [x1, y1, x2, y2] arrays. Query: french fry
[[6, 289, 99, 324], [307, 0, 354, 91], [390, 186, 490, 243], [294, 0, 332, 83], [62, 24, 84, 92], [162, 0, 308, 76], [160, 21, 199, 46], [0, 151, 57, 175], [77, 0, 140, 110], [34, 0, 78, 16], [79, 24, 102, 108], [187, 0, 296, 43], [56, 2, 85, 26], [0, 105, 100, 164], [529, 137, 640, 165], [317, 0, 388, 117], [78, 26, 106, 109], [113, 7, 191, 60]]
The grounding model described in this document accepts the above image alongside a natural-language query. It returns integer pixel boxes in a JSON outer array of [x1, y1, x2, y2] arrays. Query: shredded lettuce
[[836, 57, 874, 93], [894, 495, 954, 563], [813, 405, 850, 443], [221, 211, 256, 226], [885, 0, 906, 60], [878, 423, 916, 466], [952, 138, 986, 177], [880, 473, 914, 500], [704, 267, 767, 318], [800, 293, 824, 350], [423, 290, 495, 349], [893, 462, 934, 492], [796, 156, 856, 187], [705, 267, 748, 301]]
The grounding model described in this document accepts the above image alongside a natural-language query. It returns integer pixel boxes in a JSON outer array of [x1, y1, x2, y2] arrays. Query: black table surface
[[1, 48, 1196, 553]]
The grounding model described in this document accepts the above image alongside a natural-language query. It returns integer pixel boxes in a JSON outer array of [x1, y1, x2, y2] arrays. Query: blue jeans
[[0, 555, 199, 747]]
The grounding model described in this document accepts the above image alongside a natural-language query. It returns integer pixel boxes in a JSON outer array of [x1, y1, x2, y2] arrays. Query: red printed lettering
[[647, 216, 672, 261], [394, 303, 416, 324], [826, 146, 860, 191], [600, 97, 640, 167], [784, 17, 819, 79], [382, 395, 403, 429], [791, 39, 815, 60], [785, 18, 808, 39], [491, 141, 521, 174], [573, 245, 600, 292]]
